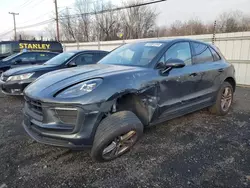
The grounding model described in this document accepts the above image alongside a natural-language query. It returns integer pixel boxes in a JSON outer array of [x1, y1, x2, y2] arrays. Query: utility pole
[[9, 12, 19, 41], [54, 0, 60, 41]]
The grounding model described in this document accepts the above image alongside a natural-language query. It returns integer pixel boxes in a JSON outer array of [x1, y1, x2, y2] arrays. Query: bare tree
[[121, 0, 158, 39], [217, 11, 250, 33], [17, 31, 35, 40], [59, 8, 77, 41], [93, 1, 121, 41], [74, 0, 93, 42]]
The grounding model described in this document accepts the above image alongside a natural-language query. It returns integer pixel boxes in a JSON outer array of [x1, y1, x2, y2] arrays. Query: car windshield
[[98, 42, 166, 67], [1, 53, 20, 62], [44, 52, 75, 65]]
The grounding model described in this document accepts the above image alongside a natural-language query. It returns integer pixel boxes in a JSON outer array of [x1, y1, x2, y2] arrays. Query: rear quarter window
[[209, 47, 221, 61]]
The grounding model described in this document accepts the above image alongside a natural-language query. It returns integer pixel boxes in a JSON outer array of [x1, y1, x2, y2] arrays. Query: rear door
[[190, 42, 224, 104]]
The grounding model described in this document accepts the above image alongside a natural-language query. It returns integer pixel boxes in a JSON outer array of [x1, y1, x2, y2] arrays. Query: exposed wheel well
[[114, 93, 149, 126], [224, 77, 236, 92]]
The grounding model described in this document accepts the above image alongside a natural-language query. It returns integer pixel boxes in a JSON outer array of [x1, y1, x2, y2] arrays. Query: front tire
[[91, 111, 143, 162], [209, 82, 234, 116]]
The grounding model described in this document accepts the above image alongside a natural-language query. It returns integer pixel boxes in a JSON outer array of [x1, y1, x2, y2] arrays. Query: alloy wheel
[[221, 87, 233, 112], [102, 130, 137, 160]]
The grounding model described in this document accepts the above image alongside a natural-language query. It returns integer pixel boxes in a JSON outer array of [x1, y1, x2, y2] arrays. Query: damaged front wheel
[[91, 111, 143, 162]]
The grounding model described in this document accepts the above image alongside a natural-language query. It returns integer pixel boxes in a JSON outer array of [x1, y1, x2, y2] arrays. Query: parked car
[[0, 51, 59, 74], [0, 50, 108, 95], [0, 40, 63, 60], [22, 39, 236, 162]]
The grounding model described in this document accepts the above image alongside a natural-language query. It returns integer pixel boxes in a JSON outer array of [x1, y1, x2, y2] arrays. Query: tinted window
[[192, 42, 213, 64], [2, 53, 20, 62], [36, 53, 57, 61], [210, 47, 221, 61], [99, 42, 166, 67], [45, 52, 75, 65], [73, 53, 97, 65], [99, 52, 108, 60], [161, 42, 192, 66], [13, 53, 36, 63]]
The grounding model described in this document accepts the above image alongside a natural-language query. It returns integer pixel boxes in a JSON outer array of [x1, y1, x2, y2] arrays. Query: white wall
[[63, 31, 250, 85]]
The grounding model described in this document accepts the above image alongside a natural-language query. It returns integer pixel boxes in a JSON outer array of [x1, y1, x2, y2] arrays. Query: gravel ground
[[0, 87, 250, 188]]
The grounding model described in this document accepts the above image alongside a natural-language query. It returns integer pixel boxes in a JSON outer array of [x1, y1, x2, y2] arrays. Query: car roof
[[68, 50, 109, 54], [21, 51, 59, 54], [135, 38, 211, 46]]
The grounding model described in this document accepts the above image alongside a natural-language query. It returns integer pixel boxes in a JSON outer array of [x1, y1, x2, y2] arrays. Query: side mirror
[[67, 61, 77, 67], [158, 58, 185, 73], [165, 58, 185, 69]]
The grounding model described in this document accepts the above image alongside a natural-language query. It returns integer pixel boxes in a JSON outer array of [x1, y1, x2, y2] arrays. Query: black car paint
[[23, 39, 236, 148], [0, 50, 109, 95], [0, 51, 58, 73]]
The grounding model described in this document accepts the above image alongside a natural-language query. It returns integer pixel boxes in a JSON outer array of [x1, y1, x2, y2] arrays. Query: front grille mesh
[[25, 97, 43, 115]]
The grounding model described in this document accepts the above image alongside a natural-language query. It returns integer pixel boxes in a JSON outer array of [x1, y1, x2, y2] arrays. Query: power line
[[0, 30, 14, 38], [60, 0, 167, 19], [18, 0, 33, 9], [17, 19, 54, 30], [18, 11, 52, 25], [26, 0, 48, 10], [10, 0, 167, 31]]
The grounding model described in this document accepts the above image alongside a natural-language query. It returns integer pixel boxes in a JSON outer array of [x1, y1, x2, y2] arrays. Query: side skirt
[[149, 101, 214, 127]]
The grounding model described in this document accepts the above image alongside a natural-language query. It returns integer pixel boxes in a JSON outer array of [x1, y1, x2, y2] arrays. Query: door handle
[[189, 73, 198, 77], [218, 68, 224, 72]]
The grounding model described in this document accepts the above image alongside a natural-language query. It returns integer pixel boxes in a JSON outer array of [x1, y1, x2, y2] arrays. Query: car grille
[[25, 96, 43, 115]]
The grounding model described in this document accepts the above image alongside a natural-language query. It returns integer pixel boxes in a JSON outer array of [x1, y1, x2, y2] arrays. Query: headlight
[[56, 78, 103, 98], [7, 73, 34, 81]]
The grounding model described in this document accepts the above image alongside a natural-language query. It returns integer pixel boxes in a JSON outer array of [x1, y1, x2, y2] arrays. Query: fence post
[[77, 40, 79, 50], [63, 44, 66, 52], [212, 20, 217, 45], [98, 40, 100, 50]]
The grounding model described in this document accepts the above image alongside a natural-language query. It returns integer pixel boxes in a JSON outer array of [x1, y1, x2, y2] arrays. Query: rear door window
[[74, 53, 97, 65], [191, 42, 213, 64]]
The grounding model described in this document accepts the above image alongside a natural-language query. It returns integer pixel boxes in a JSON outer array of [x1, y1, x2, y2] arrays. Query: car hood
[[3, 64, 57, 76], [24, 64, 147, 99]]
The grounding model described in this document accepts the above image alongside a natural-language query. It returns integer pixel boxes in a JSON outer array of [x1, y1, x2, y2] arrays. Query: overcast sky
[[0, 0, 249, 40]]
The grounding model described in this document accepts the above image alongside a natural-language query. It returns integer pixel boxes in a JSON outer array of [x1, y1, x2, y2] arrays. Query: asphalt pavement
[[0, 87, 249, 188]]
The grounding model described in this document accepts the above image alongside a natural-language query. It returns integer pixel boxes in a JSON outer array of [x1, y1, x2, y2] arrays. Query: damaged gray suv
[[23, 39, 236, 162]]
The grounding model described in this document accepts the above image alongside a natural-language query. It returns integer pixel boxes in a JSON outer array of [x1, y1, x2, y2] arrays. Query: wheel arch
[[111, 92, 155, 126], [224, 77, 236, 92]]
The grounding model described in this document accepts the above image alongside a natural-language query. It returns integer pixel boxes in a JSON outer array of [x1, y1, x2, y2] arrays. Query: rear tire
[[91, 111, 143, 162], [209, 82, 234, 116]]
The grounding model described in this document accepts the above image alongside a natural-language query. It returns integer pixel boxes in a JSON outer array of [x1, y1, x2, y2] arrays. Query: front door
[[155, 42, 201, 121], [11, 52, 37, 68]]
